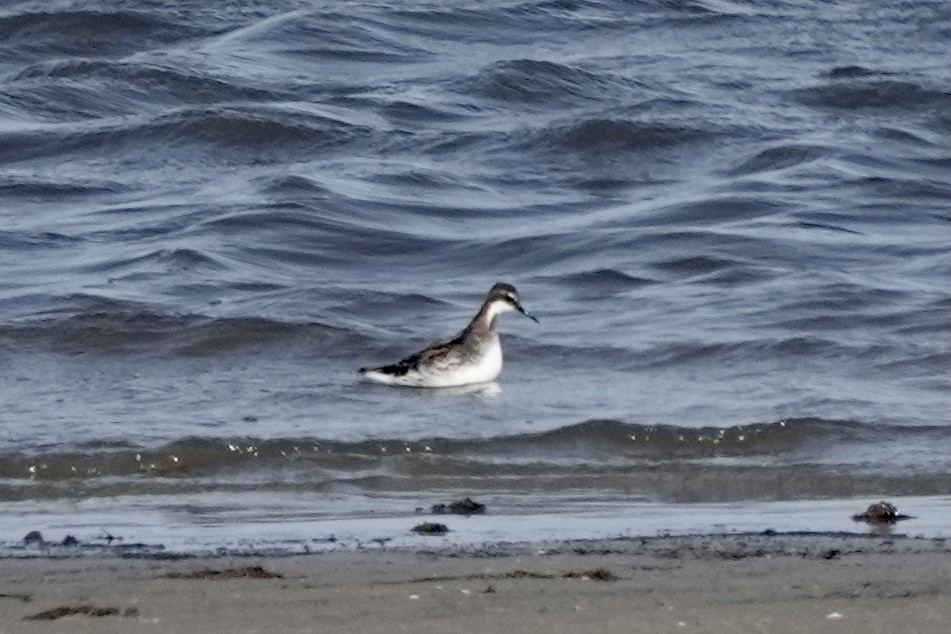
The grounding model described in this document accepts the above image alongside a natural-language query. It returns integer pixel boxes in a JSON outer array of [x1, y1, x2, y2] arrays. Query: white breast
[[361, 334, 505, 388], [417, 335, 503, 388]]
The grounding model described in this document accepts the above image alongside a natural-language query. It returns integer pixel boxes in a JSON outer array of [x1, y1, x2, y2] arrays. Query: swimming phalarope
[[359, 282, 538, 388]]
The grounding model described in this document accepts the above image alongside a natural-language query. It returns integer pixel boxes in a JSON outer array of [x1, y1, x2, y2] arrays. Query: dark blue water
[[0, 1, 948, 549]]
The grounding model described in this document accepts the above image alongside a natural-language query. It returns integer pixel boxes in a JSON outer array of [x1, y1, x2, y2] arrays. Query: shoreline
[[3, 527, 949, 562], [2, 532, 949, 633], [3, 494, 949, 560]]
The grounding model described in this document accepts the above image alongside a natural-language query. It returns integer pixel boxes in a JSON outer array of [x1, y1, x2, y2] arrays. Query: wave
[[2, 284, 944, 373], [0, 229, 85, 250], [0, 175, 124, 199], [795, 75, 950, 112], [726, 143, 831, 177], [214, 7, 434, 64], [0, 294, 368, 356], [538, 269, 657, 297], [0, 9, 199, 58], [546, 118, 703, 154], [462, 58, 626, 104], [0, 105, 370, 165], [525, 330, 946, 374], [2, 419, 947, 504], [12, 58, 277, 106], [3, 418, 945, 480]]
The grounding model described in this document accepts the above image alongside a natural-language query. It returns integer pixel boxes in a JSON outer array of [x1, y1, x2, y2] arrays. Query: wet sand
[[2, 533, 949, 633]]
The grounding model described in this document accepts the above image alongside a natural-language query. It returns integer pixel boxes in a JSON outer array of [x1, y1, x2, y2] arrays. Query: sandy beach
[[2, 533, 948, 634]]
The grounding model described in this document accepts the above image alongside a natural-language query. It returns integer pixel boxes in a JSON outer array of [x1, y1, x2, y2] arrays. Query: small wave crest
[[795, 72, 950, 112], [0, 9, 197, 57], [539, 268, 657, 298], [0, 106, 370, 165], [462, 58, 623, 104], [4, 418, 941, 484], [0, 295, 366, 356], [549, 118, 702, 154]]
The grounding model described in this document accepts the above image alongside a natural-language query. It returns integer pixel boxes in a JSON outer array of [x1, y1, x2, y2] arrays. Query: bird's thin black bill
[[517, 304, 539, 323]]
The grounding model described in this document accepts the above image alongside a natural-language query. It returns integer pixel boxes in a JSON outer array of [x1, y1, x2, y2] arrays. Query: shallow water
[[0, 0, 948, 547], [3, 495, 948, 558]]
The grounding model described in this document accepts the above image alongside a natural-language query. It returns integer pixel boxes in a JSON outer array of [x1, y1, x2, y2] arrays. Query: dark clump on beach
[[24, 605, 139, 621], [163, 565, 283, 580], [412, 522, 449, 536], [23, 530, 43, 545], [430, 497, 487, 516], [851, 501, 913, 525], [563, 568, 619, 582], [504, 570, 554, 579]]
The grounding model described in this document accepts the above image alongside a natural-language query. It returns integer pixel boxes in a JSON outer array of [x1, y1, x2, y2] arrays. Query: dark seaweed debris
[[25, 605, 139, 620], [16, 530, 164, 555], [412, 522, 450, 536], [162, 565, 282, 580], [23, 530, 43, 545], [563, 568, 619, 581], [431, 497, 487, 516]]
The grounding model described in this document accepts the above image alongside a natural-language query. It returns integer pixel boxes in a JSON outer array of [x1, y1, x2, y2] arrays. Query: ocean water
[[0, 0, 948, 551]]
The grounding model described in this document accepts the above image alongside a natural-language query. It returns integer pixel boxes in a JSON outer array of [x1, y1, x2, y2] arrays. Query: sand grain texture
[[1, 537, 948, 633]]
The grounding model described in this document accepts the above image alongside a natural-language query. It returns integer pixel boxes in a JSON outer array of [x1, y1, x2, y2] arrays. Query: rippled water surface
[[0, 0, 948, 548]]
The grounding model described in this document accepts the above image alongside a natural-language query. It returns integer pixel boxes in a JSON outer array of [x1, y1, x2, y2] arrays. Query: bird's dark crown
[[487, 282, 519, 304]]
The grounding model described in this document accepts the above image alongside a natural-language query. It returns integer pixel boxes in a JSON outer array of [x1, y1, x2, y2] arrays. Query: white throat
[[483, 298, 515, 328]]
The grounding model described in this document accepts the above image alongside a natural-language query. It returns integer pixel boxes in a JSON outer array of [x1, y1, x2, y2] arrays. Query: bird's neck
[[470, 299, 511, 335]]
